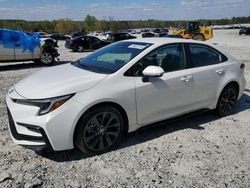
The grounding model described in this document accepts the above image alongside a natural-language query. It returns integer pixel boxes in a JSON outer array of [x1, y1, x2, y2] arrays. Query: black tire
[[193, 34, 205, 41], [40, 51, 54, 65], [215, 85, 238, 117], [75, 105, 124, 156]]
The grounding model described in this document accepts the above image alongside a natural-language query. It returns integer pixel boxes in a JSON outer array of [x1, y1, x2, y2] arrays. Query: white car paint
[[6, 38, 246, 152]]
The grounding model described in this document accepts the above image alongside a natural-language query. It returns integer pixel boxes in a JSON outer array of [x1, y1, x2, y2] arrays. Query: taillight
[[240, 63, 245, 69]]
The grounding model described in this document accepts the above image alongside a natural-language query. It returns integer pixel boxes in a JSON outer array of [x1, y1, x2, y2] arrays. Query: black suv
[[107, 33, 136, 42]]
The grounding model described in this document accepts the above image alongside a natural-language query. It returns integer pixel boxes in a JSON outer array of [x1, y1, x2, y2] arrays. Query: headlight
[[12, 94, 74, 116]]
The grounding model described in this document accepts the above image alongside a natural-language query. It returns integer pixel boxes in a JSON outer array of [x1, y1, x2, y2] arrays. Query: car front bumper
[[6, 89, 84, 152], [7, 108, 53, 152]]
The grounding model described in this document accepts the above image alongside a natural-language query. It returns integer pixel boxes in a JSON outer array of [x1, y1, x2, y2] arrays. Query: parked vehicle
[[107, 33, 136, 42], [0, 29, 59, 65], [100, 33, 112, 41], [239, 27, 250, 35], [142, 32, 155, 38], [161, 34, 183, 38], [65, 36, 110, 52], [36, 32, 51, 39], [155, 32, 169, 37], [71, 31, 85, 38], [6, 38, 246, 155], [50, 33, 70, 40]]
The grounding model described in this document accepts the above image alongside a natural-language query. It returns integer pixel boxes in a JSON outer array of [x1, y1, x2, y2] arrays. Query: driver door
[[14, 43, 33, 60], [134, 44, 193, 125]]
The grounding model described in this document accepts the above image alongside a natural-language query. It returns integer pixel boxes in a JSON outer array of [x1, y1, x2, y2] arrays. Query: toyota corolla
[[6, 38, 246, 155]]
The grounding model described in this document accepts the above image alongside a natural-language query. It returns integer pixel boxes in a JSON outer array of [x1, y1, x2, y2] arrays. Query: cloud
[[0, 0, 249, 21], [0, 3, 84, 20]]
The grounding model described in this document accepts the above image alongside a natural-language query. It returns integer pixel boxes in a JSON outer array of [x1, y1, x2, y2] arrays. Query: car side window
[[91, 37, 100, 45], [131, 44, 185, 76], [189, 44, 224, 67]]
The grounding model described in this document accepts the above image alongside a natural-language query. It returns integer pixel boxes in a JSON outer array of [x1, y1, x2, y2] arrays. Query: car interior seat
[[161, 54, 180, 72]]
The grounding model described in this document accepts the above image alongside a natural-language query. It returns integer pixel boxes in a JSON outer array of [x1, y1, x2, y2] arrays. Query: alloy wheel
[[219, 87, 237, 115], [82, 112, 121, 152], [41, 52, 53, 64]]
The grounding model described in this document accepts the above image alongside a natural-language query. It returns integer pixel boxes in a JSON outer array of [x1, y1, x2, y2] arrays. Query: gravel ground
[[0, 30, 250, 188]]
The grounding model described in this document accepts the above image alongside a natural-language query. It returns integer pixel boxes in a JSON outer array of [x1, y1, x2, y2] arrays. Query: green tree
[[54, 19, 76, 34], [84, 15, 97, 32]]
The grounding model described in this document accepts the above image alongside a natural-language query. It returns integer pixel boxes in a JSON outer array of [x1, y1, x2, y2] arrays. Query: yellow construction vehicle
[[173, 21, 213, 41]]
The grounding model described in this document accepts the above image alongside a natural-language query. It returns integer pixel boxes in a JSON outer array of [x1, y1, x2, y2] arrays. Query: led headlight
[[13, 94, 74, 116]]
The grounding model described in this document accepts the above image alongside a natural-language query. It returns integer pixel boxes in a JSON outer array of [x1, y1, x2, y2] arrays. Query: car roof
[[127, 37, 205, 45]]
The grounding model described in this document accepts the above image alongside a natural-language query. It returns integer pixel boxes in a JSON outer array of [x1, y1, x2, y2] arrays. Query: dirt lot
[[0, 30, 250, 188]]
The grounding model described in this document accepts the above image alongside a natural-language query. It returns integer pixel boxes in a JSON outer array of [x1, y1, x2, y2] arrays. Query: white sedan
[[6, 38, 246, 155]]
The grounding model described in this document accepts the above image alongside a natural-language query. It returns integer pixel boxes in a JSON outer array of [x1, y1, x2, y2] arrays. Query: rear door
[[14, 43, 33, 60], [90, 37, 102, 49], [186, 43, 229, 109]]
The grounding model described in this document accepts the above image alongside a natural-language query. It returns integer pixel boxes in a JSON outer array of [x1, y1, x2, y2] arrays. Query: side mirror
[[142, 66, 164, 82]]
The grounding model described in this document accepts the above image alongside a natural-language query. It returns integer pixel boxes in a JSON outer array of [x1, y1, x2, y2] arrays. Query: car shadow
[[0, 61, 71, 72], [37, 92, 250, 162]]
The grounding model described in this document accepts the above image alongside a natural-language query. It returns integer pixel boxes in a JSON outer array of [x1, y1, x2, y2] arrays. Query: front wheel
[[215, 85, 238, 117], [40, 51, 54, 65], [75, 106, 124, 156]]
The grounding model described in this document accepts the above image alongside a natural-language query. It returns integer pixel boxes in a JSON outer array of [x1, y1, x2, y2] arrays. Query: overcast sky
[[0, 0, 249, 21]]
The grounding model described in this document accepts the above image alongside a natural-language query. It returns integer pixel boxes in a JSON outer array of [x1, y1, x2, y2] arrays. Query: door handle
[[181, 76, 193, 82], [216, 69, 224, 75]]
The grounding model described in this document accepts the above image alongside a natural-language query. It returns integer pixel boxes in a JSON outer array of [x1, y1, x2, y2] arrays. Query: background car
[[106, 33, 136, 42], [70, 31, 85, 38], [50, 33, 70, 40], [100, 32, 112, 41], [160, 34, 183, 38], [142, 32, 155, 38], [65, 36, 110, 52], [6, 38, 246, 156], [36, 32, 51, 39], [239, 27, 250, 35], [0, 29, 59, 65]]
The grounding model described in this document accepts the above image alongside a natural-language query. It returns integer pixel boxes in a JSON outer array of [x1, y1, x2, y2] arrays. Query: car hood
[[14, 63, 108, 99]]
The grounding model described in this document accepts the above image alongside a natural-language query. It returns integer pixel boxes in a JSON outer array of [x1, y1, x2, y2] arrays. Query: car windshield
[[73, 41, 152, 74]]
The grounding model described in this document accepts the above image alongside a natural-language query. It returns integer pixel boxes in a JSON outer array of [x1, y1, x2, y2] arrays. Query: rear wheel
[[75, 106, 124, 156], [193, 34, 205, 41], [215, 85, 238, 117]]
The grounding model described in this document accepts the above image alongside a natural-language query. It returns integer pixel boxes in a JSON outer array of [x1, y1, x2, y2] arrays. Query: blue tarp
[[0, 29, 41, 53]]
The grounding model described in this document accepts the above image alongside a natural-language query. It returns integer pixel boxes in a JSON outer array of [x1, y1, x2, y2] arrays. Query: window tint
[[189, 44, 223, 67], [91, 37, 100, 45], [75, 41, 152, 74], [131, 44, 185, 76], [97, 53, 132, 65]]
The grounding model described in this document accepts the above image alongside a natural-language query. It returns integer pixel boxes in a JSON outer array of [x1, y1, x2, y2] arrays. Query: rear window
[[189, 44, 228, 68]]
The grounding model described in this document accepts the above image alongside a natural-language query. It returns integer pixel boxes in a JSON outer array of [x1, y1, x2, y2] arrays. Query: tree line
[[0, 15, 249, 34]]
